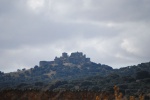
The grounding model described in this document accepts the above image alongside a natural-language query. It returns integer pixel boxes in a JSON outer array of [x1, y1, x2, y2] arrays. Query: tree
[[136, 71, 150, 79]]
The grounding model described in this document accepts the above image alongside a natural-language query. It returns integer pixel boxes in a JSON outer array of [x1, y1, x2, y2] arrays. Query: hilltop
[[39, 52, 91, 66], [0, 52, 149, 96], [0, 52, 113, 90]]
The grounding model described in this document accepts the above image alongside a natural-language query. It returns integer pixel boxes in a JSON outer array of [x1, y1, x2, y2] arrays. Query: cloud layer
[[0, 0, 150, 72]]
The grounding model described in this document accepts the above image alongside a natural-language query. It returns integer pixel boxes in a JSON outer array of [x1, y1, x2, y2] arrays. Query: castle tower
[[62, 52, 68, 58]]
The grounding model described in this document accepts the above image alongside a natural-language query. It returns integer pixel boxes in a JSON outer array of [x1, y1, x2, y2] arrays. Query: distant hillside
[[0, 52, 150, 95], [0, 52, 113, 90]]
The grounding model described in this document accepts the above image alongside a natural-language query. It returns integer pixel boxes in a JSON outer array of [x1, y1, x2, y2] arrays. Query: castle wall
[[39, 52, 91, 66]]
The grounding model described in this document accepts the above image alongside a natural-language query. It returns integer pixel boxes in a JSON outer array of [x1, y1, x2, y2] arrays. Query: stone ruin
[[39, 52, 91, 67]]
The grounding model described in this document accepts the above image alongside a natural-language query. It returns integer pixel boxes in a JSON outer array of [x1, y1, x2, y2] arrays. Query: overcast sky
[[0, 0, 150, 73]]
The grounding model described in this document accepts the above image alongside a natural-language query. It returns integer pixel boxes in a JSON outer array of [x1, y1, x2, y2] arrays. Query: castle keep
[[39, 52, 91, 66]]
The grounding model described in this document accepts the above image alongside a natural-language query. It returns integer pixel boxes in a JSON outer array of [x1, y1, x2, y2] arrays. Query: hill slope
[[0, 52, 113, 90], [0, 52, 150, 95]]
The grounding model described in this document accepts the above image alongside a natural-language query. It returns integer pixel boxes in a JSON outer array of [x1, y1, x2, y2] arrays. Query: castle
[[39, 52, 91, 66]]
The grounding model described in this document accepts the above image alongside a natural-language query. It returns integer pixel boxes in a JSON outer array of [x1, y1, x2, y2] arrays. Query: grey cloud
[[0, 0, 150, 72], [64, 0, 150, 22]]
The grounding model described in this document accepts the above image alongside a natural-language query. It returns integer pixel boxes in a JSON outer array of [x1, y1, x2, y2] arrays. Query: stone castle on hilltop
[[39, 52, 91, 66]]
